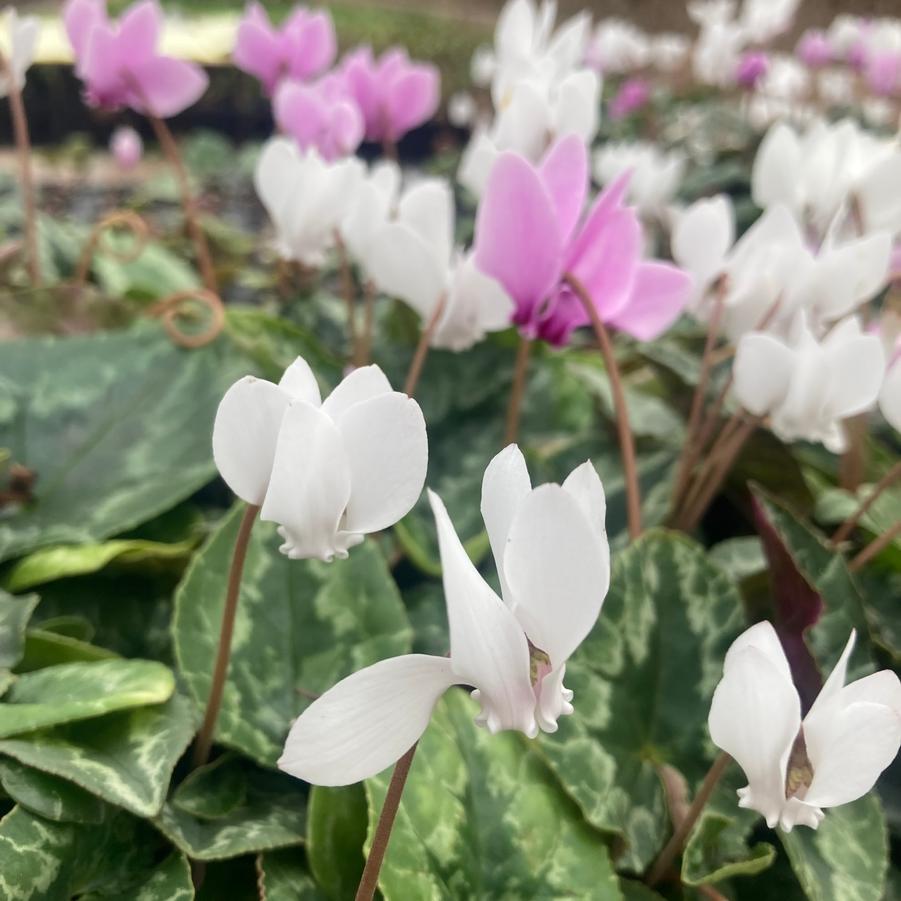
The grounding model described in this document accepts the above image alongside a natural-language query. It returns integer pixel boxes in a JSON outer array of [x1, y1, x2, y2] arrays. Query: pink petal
[[233, 17, 282, 92], [565, 171, 632, 268], [539, 134, 589, 245], [83, 23, 127, 107], [385, 64, 440, 141], [117, 0, 161, 64], [288, 11, 337, 80], [330, 100, 364, 157], [474, 152, 564, 328], [128, 55, 208, 118], [536, 285, 588, 347], [341, 47, 379, 136], [64, 0, 107, 61], [273, 80, 327, 148], [608, 262, 693, 341]]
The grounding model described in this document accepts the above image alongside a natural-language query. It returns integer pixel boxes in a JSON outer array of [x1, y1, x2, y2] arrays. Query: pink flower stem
[[149, 115, 218, 295], [849, 521, 901, 572], [0, 50, 41, 287], [192, 503, 259, 769], [566, 272, 642, 539], [404, 293, 447, 397], [334, 231, 360, 366], [832, 461, 901, 546], [355, 743, 419, 901], [504, 334, 532, 447]]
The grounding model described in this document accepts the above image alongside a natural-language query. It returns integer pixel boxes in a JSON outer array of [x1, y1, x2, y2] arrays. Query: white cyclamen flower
[[212, 358, 427, 561], [593, 141, 686, 218], [338, 158, 401, 266], [733, 314, 886, 453], [588, 19, 651, 73], [254, 137, 364, 267], [278, 445, 610, 786], [364, 177, 513, 350], [0, 8, 40, 98], [710, 622, 901, 831]]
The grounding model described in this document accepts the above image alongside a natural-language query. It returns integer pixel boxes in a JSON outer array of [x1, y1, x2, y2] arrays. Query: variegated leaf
[[173, 507, 412, 765], [0, 693, 196, 817], [364, 689, 621, 900], [260, 849, 327, 901], [0, 757, 105, 824]]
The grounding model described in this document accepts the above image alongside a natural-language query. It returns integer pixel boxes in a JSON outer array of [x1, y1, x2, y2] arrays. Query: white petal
[[480, 444, 531, 603], [321, 365, 393, 419], [254, 138, 300, 224], [857, 155, 901, 235], [751, 122, 802, 212], [278, 654, 456, 786], [364, 223, 446, 320], [503, 484, 609, 666], [458, 128, 499, 198], [535, 663, 574, 733], [802, 701, 901, 808], [671, 195, 735, 285], [723, 621, 793, 681], [805, 630, 855, 722], [552, 70, 600, 143], [428, 489, 537, 736], [278, 357, 322, 406], [260, 401, 352, 561], [397, 180, 455, 270], [561, 460, 608, 549], [708, 644, 801, 829], [880, 363, 901, 433], [334, 392, 428, 534], [733, 333, 796, 417], [212, 377, 290, 505], [822, 329, 886, 420]]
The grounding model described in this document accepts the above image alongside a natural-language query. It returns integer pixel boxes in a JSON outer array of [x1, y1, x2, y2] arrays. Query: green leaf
[[0, 805, 78, 900], [4, 539, 195, 593], [0, 590, 39, 690], [536, 530, 745, 872], [92, 240, 199, 301], [172, 753, 247, 820], [0, 323, 249, 563], [780, 795, 888, 901], [173, 507, 412, 765], [0, 693, 196, 817], [709, 537, 767, 582], [16, 629, 119, 672], [364, 690, 622, 900], [0, 659, 174, 738], [0, 757, 105, 824], [307, 784, 367, 900], [260, 849, 327, 901], [91, 853, 195, 901], [154, 768, 307, 861], [753, 489, 875, 674]]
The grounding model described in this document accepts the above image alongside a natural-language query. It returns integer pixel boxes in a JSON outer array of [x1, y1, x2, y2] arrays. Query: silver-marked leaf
[[364, 689, 621, 900], [83, 853, 195, 901], [0, 805, 78, 900], [173, 507, 412, 765], [0, 757, 105, 824], [4, 538, 195, 593], [536, 531, 745, 872], [17, 629, 119, 672], [0, 693, 196, 817], [0, 590, 39, 669], [307, 784, 367, 900], [154, 768, 307, 861], [780, 795, 888, 901], [0, 323, 249, 563], [0, 659, 174, 738], [171, 753, 247, 820], [260, 849, 327, 901]]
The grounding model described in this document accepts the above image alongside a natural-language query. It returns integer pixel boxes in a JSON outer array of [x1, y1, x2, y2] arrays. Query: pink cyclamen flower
[[273, 74, 364, 161], [340, 46, 440, 144], [736, 51, 770, 89], [796, 30, 833, 68], [233, 3, 336, 96], [865, 52, 901, 97], [63, 0, 208, 118], [110, 125, 143, 169], [608, 77, 651, 121], [474, 134, 692, 347]]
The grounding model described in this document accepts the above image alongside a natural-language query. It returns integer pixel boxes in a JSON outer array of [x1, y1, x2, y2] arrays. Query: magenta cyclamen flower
[[274, 74, 364, 160], [735, 51, 770, 89], [340, 47, 440, 144], [608, 77, 651, 121], [63, 0, 208, 118], [233, 3, 336, 96], [474, 135, 692, 347], [796, 30, 833, 68]]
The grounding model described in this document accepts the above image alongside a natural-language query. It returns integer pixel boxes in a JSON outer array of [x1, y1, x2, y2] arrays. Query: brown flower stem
[[355, 743, 418, 901], [192, 503, 259, 769], [74, 210, 150, 291], [840, 414, 869, 492], [0, 50, 41, 287], [403, 294, 446, 397], [832, 461, 901, 546], [566, 273, 642, 539], [849, 521, 901, 572], [334, 232, 359, 365], [671, 294, 726, 509], [504, 334, 532, 447], [148, 115, 218, 295], [646, 753, 731, 888], [356, 280, 377, 367]]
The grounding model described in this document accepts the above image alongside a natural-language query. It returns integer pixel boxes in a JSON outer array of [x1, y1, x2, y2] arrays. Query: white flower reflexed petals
[[320, 364, 392, 419], [277, 357, 322, 406], [0, 9, 40, 97], [278, 654, 457, 786]]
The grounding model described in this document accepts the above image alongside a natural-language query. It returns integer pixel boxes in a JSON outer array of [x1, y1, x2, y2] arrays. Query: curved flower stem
[[0, 51, 41, 287], [565, 273, 642, 539], [148, 115, 218, 295], [355, 742, 418, 901], [404, 294, 446, 397], [504, 334, 532, 447], [192, 503, 260, 769], [646, 753, 731, 888], [832, 461, 901, 546], [849, 521, 901, 572]]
